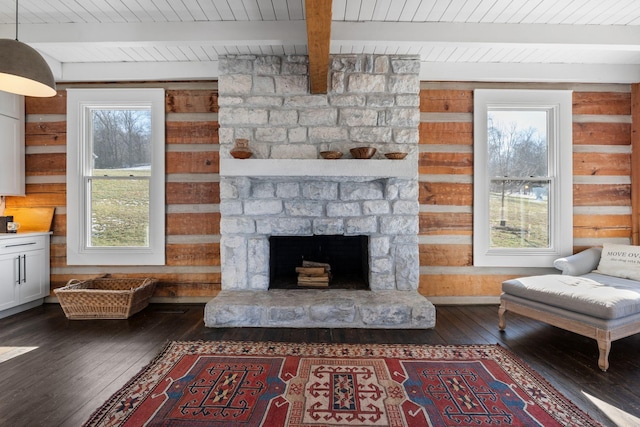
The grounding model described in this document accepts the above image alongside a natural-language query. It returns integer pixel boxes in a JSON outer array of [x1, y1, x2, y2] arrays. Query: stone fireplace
[[204, 53, 435, 328]]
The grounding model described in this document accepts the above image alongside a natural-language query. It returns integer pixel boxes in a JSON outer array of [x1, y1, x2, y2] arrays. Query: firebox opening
[[269, 235, 369, 290]]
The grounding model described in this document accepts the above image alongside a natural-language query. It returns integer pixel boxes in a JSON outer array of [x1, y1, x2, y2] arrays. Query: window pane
[[91, 109, 151, 175], [88, 109, 151, 248], [489, 180, 550, 248], [487, 110, 548, 177], [89, 177, 150, 247]]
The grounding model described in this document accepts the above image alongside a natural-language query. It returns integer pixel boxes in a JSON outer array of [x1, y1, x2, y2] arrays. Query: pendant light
[[0, 0, 56, 97]]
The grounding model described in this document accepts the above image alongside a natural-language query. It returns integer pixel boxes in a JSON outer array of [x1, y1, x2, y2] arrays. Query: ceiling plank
[[331, 21, 640, 51], [306, 0, 332, 94], [0, 21, 307, 45]]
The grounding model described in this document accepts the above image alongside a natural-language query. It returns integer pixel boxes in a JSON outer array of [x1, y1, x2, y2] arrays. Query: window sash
[[473, 89, 572, 267], [84, 176, 151, 248], [66, 88, 165, 266], [488, 179, 551, 249]]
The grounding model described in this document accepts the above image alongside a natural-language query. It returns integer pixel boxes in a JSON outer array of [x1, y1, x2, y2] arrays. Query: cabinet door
[[0, 253, 19, 311], [0, 91, 22, 119], [0, 114, 25, 195], [18, 250, 47, 303]]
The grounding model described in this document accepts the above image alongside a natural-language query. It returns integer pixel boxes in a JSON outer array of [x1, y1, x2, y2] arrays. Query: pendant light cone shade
[[0, 39, 56, 97]]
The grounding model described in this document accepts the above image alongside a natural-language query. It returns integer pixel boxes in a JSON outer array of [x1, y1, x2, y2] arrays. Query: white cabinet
[[0, 91, 25, 196], [0, 90, 23, 118], [0, 234, 50, 317], [0, 252, 20, 310]]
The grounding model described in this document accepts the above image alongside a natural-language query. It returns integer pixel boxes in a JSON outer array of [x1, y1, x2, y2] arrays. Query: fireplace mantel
[[220, 158, 417, 178]]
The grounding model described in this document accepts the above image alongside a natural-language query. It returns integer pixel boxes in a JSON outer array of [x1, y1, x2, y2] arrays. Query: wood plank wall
[[631, 83, 640, 245], [6, 81, 633, 303], [6, 82, 221, 301], [418, 82, 632, 303]]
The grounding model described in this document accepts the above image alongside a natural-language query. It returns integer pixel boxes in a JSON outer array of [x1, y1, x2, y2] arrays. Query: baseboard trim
[[427, 296, 500, 305]]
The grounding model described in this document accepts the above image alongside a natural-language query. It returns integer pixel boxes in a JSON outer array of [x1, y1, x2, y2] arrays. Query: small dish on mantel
[[350, 146, 376, 159], [320, 151, 343, 159], [385, 152, 408, 160], [230, 138, 253, 159], [230, 150, 253, 159]]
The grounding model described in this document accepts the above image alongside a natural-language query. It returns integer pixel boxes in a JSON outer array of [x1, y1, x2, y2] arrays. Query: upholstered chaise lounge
[[499, 244, 640, 371]]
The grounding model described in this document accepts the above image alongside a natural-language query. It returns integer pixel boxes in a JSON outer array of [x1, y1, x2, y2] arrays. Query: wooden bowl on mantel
[[230, 149, 252, 159], [350, 146, 376, 159], [320, 151, 343, 159], [385, 152, 408, 160]]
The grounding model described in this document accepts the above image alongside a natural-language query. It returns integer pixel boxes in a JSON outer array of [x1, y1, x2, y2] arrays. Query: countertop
[[0, 231, 52, 240], [2, 207, 55, 233]]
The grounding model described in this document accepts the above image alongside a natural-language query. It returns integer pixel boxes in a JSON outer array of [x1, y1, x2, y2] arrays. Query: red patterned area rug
[[84, 341, 600, 427]]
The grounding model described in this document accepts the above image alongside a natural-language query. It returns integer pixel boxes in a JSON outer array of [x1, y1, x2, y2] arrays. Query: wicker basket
[[54, 278, 157, 320]]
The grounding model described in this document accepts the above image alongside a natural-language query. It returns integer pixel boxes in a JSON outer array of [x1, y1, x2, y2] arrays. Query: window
[[473, 89, 572, 267], [67, 89, 165, 265]]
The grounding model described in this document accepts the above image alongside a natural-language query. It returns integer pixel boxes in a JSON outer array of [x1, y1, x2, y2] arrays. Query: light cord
[[14, 0, 18, 41]]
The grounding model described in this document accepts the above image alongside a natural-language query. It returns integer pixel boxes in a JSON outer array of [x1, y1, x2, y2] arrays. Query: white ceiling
[[0, 0, 639, 84]]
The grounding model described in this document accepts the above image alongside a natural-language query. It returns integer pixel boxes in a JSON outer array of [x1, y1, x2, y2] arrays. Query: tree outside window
[[487, 110, 549, 249]]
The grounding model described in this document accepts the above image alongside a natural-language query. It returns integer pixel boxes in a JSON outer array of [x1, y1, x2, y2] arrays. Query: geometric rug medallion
[[83, 341, 601, 427]]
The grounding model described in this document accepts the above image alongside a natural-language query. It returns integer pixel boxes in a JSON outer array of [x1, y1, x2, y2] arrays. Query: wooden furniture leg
[[596, 329, 611, 372], [498, 301, 507, 330]]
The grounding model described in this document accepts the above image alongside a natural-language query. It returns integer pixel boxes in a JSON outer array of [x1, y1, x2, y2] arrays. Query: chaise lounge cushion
[[502, 273, 640, 320], [595, 242, 640, 281], [553, 246, 602, 276]]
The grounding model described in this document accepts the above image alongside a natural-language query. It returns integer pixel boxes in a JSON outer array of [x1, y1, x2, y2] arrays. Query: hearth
[[269, 235, 369, 290]]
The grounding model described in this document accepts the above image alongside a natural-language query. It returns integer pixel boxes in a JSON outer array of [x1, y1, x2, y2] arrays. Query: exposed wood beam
[[55, 58, 640, 84], [632, 83, 640, 245], [3, 18, 639, 84], [305, 0, 332, 94], [5, 21, 637, 50]]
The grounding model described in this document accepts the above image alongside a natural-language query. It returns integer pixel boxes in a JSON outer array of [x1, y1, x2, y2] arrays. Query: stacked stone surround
[[204, 53, 435, 329], [218, 176, 420, 291], [216, 54, 420, 159]]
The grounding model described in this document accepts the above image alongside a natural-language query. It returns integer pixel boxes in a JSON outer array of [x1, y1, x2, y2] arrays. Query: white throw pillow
[[595, 243, 640, 280]]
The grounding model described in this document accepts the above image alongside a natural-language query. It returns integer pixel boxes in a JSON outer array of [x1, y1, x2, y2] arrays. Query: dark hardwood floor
[[0, 303, 638, 426]]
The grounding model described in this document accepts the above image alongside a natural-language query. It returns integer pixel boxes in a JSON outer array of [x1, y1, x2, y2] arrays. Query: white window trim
[[66, 88, 165, 265], [473, 89, 573, 267]]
